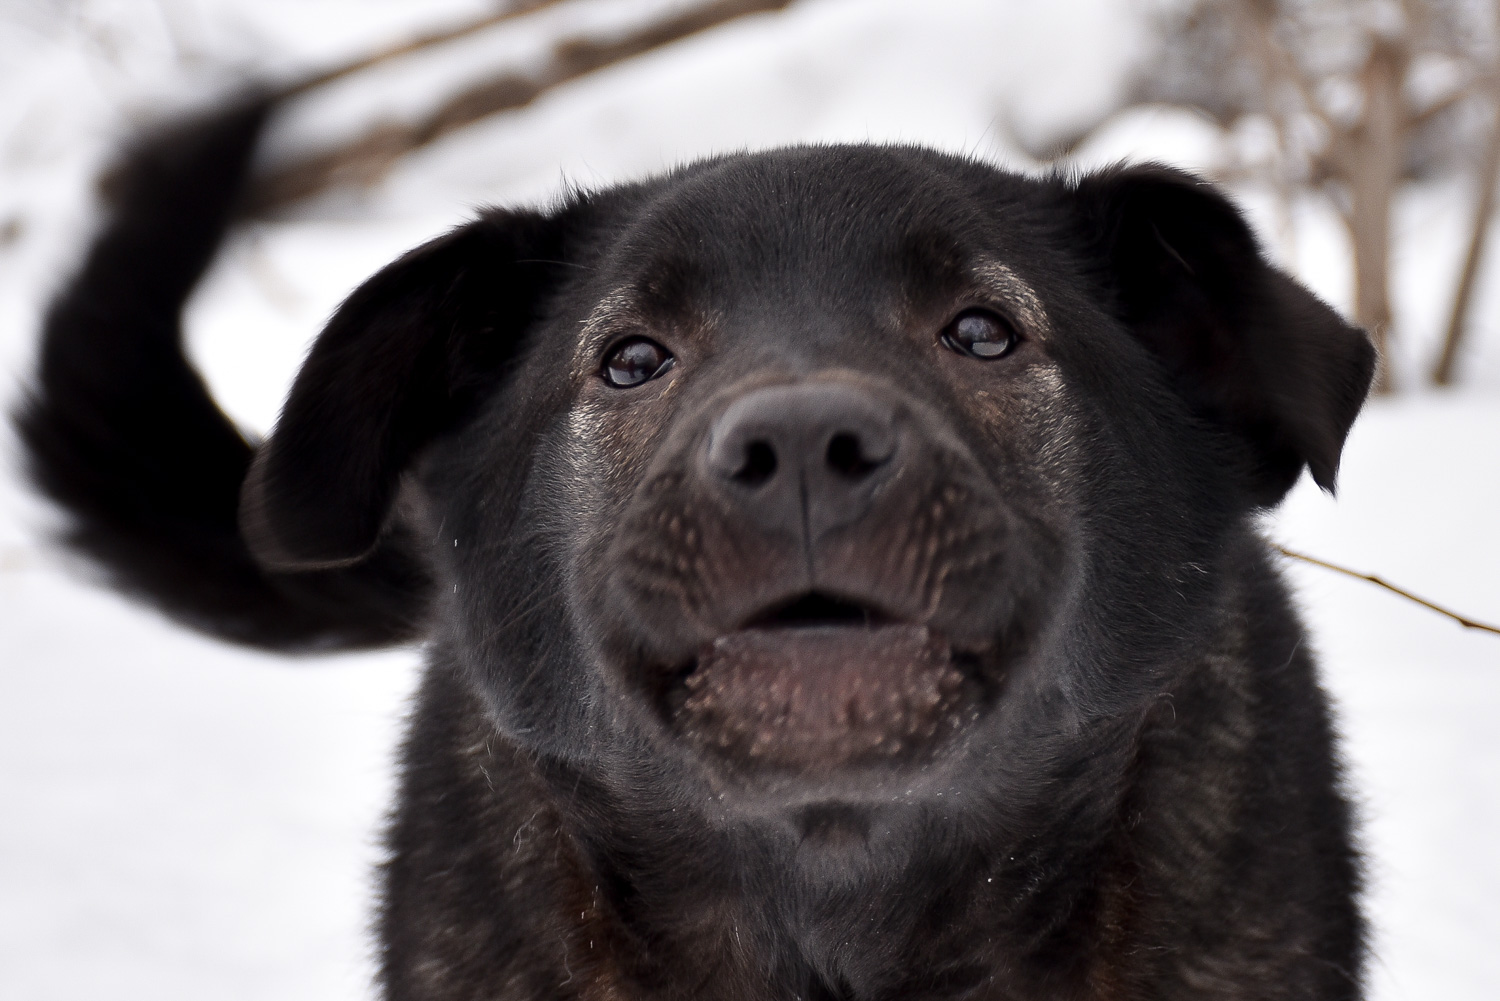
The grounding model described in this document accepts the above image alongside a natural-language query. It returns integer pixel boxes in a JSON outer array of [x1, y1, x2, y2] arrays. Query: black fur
[[19, 99, 1375, 1000], [16, 95, 432, 649]]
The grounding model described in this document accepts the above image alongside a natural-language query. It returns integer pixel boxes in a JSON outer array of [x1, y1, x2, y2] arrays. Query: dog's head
[[240, 148, 1371, 844]]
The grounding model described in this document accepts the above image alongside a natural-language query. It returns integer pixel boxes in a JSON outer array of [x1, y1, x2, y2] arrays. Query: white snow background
[[0, 1, 1496, 998]]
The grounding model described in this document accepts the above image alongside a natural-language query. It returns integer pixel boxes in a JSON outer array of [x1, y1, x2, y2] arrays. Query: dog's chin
[[653, 607, 999, 787]]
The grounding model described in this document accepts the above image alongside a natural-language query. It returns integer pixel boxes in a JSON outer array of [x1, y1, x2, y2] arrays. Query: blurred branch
[[1277, 546, 1500, 635], [1229, 0, 1345, 166], [246, 0, 794, 215], [274, 0, 570, 101], [1408, 73, 1490, 130]]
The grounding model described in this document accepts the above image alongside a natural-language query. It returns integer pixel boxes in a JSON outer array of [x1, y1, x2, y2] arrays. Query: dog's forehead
[[626, 146, 1033, 281], [570, 146, 1055, 362]]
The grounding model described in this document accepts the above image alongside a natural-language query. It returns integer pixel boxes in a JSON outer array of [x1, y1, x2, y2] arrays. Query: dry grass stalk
[[1278, 545, 1500, 636]]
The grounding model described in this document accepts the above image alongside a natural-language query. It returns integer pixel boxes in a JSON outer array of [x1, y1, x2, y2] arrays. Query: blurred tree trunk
[[1343, 37, 1407, 392], [1432, 75, 1500, 385]]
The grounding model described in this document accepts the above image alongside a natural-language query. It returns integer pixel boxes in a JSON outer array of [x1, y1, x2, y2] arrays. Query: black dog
[[20, 95, 1374, 1000]]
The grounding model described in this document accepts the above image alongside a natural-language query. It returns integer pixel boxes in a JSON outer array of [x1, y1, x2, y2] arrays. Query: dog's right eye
[[940, 309, 1019, 360], [602, 337, 676, 388]]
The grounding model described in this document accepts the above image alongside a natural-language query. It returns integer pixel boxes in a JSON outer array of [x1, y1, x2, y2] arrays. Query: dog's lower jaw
[[383, 545, 1360, 1001], [670, 624, 996, 775]]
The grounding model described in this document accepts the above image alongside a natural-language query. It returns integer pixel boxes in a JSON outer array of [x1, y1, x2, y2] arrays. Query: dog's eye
[[602, 337, 675, 388], [941, 309, 1019, 360]]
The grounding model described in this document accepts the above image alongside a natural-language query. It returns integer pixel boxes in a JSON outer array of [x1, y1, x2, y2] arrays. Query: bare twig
[[1276, 545, 1500, 636], [247, 0, 794, 214]]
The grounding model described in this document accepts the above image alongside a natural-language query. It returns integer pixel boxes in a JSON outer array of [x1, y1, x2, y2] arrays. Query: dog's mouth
[[662, 593, 992, 772]]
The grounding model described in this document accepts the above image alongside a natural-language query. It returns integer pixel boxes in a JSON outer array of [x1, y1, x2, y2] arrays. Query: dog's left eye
[[941, 309, 1019, 360], [602, 337, 676, 388]]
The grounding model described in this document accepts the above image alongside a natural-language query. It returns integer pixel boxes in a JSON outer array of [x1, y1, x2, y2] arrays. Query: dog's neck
[[441, 707, 1140, 1000]]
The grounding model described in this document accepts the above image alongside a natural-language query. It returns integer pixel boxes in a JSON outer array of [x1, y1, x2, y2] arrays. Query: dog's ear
[[1073, 165, 1375, 505], [240, 208, 573, 570]]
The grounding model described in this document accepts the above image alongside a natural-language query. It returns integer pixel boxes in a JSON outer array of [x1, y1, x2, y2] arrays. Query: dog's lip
[[665, 619, 989, 772]]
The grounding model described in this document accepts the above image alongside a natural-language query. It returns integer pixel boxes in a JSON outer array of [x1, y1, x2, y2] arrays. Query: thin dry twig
[[1276, 545, 1500, 636], [247, 0, 794, 214]]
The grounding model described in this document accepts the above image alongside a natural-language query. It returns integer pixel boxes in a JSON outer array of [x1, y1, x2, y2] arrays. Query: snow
[[1273, 396, 1500, 1001], [0, 1, 1496, 998], [0, 571, 415, 1001]]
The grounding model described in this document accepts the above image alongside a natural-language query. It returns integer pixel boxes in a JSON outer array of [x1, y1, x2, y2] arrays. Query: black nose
[[704, 383, 900, 540]]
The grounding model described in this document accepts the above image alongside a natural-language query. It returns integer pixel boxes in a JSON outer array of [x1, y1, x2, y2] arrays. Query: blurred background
[[0, 1, 1496, 998]]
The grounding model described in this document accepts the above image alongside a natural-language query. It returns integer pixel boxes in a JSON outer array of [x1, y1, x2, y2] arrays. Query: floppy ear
[[240, 208, 574, 570], [1073, 165, 1376, 505]]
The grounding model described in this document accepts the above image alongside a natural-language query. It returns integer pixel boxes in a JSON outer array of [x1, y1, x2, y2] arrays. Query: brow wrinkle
[[971, 260, 1050, 339], [572, 286, 642, 381]]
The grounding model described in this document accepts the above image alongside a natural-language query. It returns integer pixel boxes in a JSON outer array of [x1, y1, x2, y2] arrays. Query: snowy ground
[[1, 2, 1497, 999]]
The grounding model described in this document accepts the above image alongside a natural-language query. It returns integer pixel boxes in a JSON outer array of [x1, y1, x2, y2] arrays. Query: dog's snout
[[704, 383, 899, 539]]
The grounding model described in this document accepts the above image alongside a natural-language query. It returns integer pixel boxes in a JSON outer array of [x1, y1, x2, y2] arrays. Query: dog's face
[[241, 147, 1372, 861], [547, 150, 1080, 808]]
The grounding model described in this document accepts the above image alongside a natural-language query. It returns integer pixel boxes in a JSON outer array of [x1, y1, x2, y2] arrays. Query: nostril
[[826, 432, 882, 480], [733, 440, 778, 486]]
